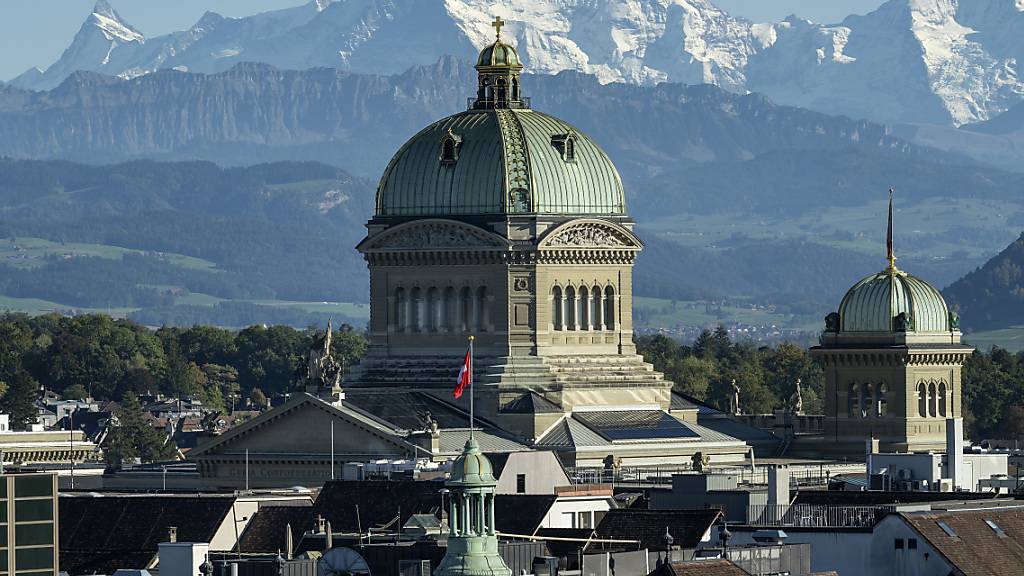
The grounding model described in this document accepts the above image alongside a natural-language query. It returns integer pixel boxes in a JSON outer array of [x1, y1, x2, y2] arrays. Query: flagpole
[[468, 335, 475, 439]]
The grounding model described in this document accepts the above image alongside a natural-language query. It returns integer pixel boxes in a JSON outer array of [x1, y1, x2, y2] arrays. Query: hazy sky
[[0, 0, 888, 81]]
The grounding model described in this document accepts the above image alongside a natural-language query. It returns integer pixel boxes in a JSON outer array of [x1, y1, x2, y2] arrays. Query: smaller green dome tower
[[434, 437, 511, 576], [811, 191, 973, 454]]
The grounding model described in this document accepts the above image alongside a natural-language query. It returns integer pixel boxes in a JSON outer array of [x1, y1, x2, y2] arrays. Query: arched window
[[512, 78, 520, 101], [592, 286, 602, 330], [918, 383, 927, 418], [875, 383, 888, 418], [395, 287, 407, 332], [860, 383, 871, 418], [443, 287, 457, 332], [552, 286, 564, 331], [410, 287, 423, 332], [848, 383, 859, 418], [565, 286, 577, 330], [604, 286, 615, 330], [938, 382, 947, 417], [579, 286, 590, 330], [475, 286, 488, 332], [427, 287, 440, 332], [564, 136, 576, 161], [459, 287, 472, 333], [928, 382, 938, 417], [442, 139, 457, 163]]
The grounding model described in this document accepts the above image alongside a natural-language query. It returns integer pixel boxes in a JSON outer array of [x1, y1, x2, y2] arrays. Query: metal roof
[[375, 108, 625, 217], [438, 429, 529, 454], [536, 412, 744, 448], [574, 410, 700, 441], [838, 269, 950, 333]]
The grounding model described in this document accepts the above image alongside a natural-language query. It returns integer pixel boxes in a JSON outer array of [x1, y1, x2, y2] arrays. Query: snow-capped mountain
[[10, 0, 1024, 126]]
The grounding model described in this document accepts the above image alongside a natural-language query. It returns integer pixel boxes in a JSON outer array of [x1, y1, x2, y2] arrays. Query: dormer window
[[440, 130, 462, 165], [551, 133, 577, 162]]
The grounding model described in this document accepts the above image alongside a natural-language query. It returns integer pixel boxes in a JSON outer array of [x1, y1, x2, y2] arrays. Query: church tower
[[433, 437, 512, 576], [348, 19, 677, 442], [811, 194, 974, 452]]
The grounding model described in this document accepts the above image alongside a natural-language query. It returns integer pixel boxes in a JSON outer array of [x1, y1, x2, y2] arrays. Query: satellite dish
[[318, 547, 371, 576]]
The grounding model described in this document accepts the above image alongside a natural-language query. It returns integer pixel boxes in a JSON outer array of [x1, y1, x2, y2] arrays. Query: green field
[[633, 297, 819, 332], [0, 237, 219, 271], [644, 197, 1020, 263], [964, 327, 1024, 353]]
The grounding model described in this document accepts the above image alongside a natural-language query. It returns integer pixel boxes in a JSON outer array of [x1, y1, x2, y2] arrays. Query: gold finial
[[886, 188, 897, 272], [468, 335, 475, 342], [491, 16, 505, 41]]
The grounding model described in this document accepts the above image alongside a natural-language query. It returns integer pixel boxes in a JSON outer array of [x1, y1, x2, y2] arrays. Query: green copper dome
[[448, 437, 497, 487], [375, 109, 626, 216], [837, 269, 951, 333], [477, 40, 521, 68]]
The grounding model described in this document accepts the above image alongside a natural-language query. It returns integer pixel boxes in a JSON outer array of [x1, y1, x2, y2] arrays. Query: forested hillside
[[945, 233, 1024, 331]]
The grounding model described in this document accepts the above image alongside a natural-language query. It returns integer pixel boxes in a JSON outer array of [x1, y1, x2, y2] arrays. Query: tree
[[0, 371, 39, 430], [63, 383, 89, 401], [104, 393, 176, 469], [249, 388, 269, 410]]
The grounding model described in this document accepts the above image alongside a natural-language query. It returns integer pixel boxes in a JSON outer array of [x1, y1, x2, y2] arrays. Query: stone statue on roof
[[790, 378, 804, 415], [730, 379, 741, 416], [301, 319, 345, 404]]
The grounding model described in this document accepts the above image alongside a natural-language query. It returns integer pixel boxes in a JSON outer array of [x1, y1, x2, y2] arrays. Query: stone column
[[477, 492, 485, 535], [597, 290, 606, 331], [450, 494, 458, 536], [487, 493, 496, 535]]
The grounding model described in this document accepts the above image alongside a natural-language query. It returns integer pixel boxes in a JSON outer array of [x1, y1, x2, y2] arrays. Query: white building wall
[[494, 451, 571, 495], [541, 496, 613, 529]]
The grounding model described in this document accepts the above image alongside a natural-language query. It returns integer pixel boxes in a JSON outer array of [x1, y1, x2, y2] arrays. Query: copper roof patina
[[838, 268, 950, 333], [375, 108, 626, 217]]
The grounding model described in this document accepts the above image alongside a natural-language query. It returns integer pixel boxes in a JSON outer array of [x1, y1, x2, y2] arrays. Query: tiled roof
[[311, 480, 444, 534], [596, 509, 722, 550], [438, 429, 529, 454], [60, 494, 235, 574], [494, 494, 558, 536], [651, 559, 751, 576], [902, 507, 1024, 576], [236, 505, 313, 553]]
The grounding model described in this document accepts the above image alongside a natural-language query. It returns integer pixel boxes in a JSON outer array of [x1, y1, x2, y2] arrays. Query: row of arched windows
[[393, 286, 489, 333], [917, 381, 949, 418], [551, 284, 616, 331], [847, 382, 888, 419]]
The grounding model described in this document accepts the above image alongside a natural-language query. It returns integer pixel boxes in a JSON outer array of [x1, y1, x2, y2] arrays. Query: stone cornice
[[365, 248, 636, 266], [813, 348, 972, 368]]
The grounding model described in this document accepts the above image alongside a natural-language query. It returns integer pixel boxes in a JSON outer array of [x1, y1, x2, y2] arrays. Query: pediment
[[189, 395, 413, 459], [358, 219, 511, 252], [539, 219, 642, 250]]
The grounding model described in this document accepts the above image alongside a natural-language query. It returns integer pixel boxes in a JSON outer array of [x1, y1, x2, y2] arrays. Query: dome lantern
[[473, 16, 526, 110]]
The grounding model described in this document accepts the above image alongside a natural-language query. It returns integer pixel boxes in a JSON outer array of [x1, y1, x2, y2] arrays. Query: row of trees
[[0, 313, 367, 429], [637, 327, 824, 416]]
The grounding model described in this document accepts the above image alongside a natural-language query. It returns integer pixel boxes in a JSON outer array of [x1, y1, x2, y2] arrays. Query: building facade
[[811, 224, 974, 452], [0, 472, 58, 576], [344, 20, 749, 464]]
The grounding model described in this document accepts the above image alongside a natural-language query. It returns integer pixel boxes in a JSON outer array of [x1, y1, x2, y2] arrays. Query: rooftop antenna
[[469, 335, 475, 439], [886, 188, 897, 272]]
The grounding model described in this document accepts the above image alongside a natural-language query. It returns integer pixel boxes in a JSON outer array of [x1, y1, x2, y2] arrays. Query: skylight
[[937, 521, 957, 538], [984, 519, 1007, 537]]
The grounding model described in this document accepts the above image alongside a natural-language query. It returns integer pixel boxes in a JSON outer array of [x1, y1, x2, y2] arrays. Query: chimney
[[767, 465, 789, 511], [866, 437, 879, 477], [946, 418, 964, 490], [168, 526, 177, 543]]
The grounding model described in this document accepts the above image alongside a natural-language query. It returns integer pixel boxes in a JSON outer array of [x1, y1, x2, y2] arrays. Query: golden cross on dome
[[491, 16, 505, 40]]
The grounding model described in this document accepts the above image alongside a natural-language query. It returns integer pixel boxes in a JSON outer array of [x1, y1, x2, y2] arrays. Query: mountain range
[[10, 0, 1024, 128]]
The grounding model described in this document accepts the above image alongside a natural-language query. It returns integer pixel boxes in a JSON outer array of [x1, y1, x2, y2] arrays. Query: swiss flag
[[454, 349, 471, 398]]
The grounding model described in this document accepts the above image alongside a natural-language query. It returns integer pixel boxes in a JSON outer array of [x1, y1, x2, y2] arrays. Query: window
[[427, 287, 440, 332], [443, 287, 457, 332], [848, 383, 859, 418], [552, 286, 564, 331], [604, 286, 615, 330], [908, 538, 917, 549], [395, 287, 408, 332], [937, 521, 957, 538], [918, 382, 927, 418], [578, 511, 593, 529], [516, 474, 526, 494], [939, 382, 947, 417], [860, 383, 871, 418], [475, 286, 488, 331], [894, 538, 904, 549], [928, 382, 938, 417], [984, 519, 1007, 537], [565, 286, 577, 330], [591, 286, 602, 330], [410, 287, 423, 332], [440, 131, 461, 164], [579, 286, 590, 330], [564, 137, 576, 161]]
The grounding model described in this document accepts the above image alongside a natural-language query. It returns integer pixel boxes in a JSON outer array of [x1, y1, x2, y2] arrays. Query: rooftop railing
[[745, 504, 882, 528]]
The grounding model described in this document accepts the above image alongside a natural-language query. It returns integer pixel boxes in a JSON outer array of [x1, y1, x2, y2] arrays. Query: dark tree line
[[0, 313, 367, 429]]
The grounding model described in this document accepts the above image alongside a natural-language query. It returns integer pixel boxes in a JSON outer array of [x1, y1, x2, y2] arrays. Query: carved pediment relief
[[358, 219, 510, 252], [540, 219, 641, 249]]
